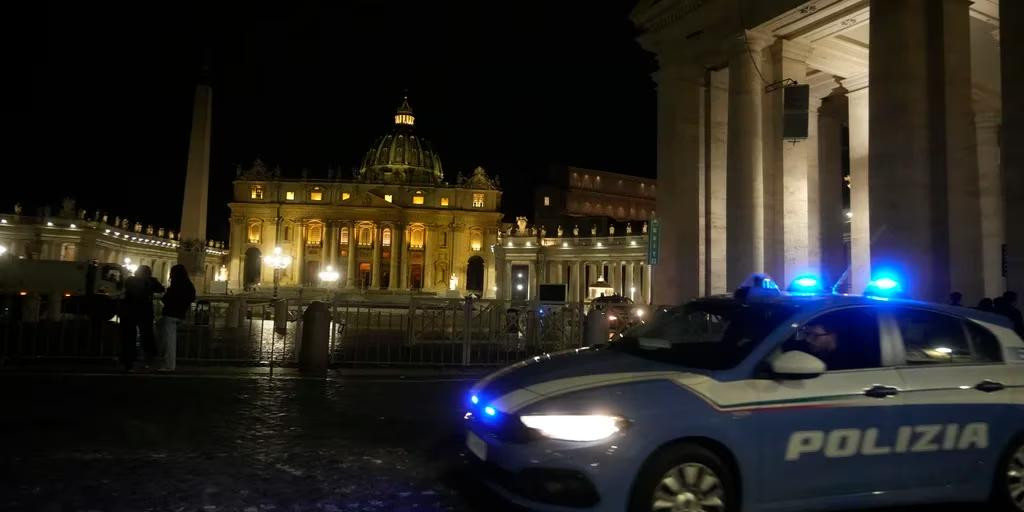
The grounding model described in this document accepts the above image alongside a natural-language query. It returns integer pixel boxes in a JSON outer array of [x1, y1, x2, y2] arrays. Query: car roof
[[689, 293, 1014, 329]]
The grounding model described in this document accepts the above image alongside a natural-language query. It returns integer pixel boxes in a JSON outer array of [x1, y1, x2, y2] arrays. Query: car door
[[752, 306, 907, 504], [887, 307, 1013, 490]]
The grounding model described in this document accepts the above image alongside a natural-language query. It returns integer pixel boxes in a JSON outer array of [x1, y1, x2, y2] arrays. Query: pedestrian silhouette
[[157, 264, 195, 371], [949, 291, 963, 307], [999, 291, 1024, 336], [976, 298, 994, 312], [119, 265, 165, 371]]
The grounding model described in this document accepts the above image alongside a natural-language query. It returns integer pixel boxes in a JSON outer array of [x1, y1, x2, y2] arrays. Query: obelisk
[[177, 73, 212, 285]]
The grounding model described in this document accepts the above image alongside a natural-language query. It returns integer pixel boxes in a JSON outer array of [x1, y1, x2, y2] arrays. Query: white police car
[[464, 274, 1024, 511]]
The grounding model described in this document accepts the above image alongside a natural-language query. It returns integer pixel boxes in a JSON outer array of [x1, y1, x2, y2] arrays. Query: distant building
[[226, 98, 505, 297], [0, 199, 226, 290], [495, 166, 657, 304]]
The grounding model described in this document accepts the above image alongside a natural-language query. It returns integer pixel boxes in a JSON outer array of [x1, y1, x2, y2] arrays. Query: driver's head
[[804, 322, 838, 353]]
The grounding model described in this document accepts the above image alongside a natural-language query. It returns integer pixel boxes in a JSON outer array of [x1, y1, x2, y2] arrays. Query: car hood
[[469, 346, 708, 414]]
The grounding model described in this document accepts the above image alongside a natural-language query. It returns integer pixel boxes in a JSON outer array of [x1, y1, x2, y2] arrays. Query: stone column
[[625, 262, 635, 301], [765, 39, 813, 284], [1000, 0, 1024, 293], [324, 221, 335, 274], [371, 224, 382, 289], [817, 89, 848, 290], [527, 260, 537, 300], [726, 31, 772, 287], [294, 221, 306, 286], [401, 226, 411, 290], [423, 227, 432, 291], [644, 264, 653, 304], [976, 112, 1005, 297], [389, 223, 402, 290], [504, 260, 513, 301], [570, 261, 581, 302], [843, 74, 870, 293], [805, 93, 822, 278], [653, 63, 704, 305], [706, 68, 729, 296], [346, 221, 356, 288], [940, 0, 984, 301]]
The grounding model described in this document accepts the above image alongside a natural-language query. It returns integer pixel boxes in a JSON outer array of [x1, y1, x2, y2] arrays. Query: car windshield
[[610, 300, 799, 370]]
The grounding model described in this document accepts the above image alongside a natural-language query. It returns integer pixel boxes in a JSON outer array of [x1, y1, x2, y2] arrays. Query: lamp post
[[263, 246, 292, 299], [319, 264, 339, 294]]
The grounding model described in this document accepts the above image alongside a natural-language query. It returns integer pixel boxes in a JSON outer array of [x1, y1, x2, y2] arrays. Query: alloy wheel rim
[[1010, 445, 1024, 511], [651, 462, 725, 512]]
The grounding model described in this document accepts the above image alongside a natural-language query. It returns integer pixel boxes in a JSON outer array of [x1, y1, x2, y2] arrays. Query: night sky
[[25, 1, 657, 242]]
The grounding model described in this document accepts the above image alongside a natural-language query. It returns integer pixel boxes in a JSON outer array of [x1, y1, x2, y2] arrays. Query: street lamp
[[0, 244, 7, 257], [263, 246, 292, 298], [318, 265, 339, 287]]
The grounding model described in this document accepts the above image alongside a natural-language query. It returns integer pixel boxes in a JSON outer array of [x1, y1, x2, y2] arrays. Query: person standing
[[158, 264, 195, 371], [119, 265, 165, 371], [999, 291, 1024, 337], [949, 291, 963, 307]]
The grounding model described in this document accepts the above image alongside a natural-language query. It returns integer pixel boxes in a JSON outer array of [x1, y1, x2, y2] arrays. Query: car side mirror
[[770, 350, 826, 379]]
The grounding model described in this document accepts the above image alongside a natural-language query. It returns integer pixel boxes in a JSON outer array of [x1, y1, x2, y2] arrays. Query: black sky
[[25, 1, 657, 241]]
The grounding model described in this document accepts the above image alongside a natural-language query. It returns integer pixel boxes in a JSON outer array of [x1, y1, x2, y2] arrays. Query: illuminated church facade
[[226, 98, 505, 297]]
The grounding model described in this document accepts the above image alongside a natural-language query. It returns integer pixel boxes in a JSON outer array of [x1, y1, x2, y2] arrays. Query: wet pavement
[[0, 371, 503, 512], [0, 370, 997, 512]]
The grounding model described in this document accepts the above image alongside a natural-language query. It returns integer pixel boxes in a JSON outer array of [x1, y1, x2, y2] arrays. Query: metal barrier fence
[[0, 295, 584, 367]]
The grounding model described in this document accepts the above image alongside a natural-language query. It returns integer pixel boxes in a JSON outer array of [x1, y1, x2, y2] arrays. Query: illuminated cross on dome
[[394, 96, 415, 126]]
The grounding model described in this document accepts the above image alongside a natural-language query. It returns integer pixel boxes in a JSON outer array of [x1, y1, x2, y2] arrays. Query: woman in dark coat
[[158, 264, 196, 371], [120, 265, 165, 370]]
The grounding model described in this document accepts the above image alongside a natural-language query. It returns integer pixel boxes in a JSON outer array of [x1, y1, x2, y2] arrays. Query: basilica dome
[[358, 97, 444, 184]]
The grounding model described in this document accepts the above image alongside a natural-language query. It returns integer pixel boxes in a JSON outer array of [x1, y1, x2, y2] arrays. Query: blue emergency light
[[470, 394, 479, 405], [787, 275, 825, 295], [865, 276, 903, 298], [484, 406, 497, 416]]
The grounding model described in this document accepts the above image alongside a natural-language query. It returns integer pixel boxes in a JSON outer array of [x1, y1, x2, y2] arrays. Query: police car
[[464, 274, 1024, 512]]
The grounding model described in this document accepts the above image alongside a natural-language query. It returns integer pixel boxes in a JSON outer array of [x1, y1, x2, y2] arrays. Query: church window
[[440, 197, 449, 207], [358, 226, 373, 246], [384, 194, 393, 203], [340, 227, 349, 245], [383, 228, 392, 247], [247, 222, 261, 244], [310, 188, 324, 201], [472, 193, 484, 208], [543, 196, 550, 206], [469, 228, 483, 251], [285, 191, 295, 201], [342, 192, 351, 201], [413, 191, 424, 205], [409, 225, 425, 249], [250, 185, 264, 200], [308, 223, 323, 246]]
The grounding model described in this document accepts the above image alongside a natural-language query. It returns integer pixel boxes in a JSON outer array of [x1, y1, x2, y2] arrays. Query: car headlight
[[520, 414, 626, 441]]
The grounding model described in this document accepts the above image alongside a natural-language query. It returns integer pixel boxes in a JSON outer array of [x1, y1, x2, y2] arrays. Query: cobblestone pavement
[[0, 372, 502, 512], [0, 371, 995, 512]]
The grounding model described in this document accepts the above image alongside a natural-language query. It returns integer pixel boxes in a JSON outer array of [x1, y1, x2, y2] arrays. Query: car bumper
[[464, 425, 638, 511]]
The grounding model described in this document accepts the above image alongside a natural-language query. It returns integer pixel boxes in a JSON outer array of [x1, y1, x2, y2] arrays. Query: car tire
[[629, 443, 738, 512], [993, 435, 1024, 512]]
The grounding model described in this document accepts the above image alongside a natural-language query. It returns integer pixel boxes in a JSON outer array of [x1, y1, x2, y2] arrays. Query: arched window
[[409, 225, 425, 249], [382, 227, 392, 247], [469, 227, 483, 251], [340, 227, 349, 245], [250, 184, 264, 199], [307, 223, 323, 246], [247, 222, 261, 244], [358, 226, 373, 246]]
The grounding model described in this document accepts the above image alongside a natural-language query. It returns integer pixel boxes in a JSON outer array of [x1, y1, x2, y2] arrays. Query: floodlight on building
[[46, 221, 54, 227]]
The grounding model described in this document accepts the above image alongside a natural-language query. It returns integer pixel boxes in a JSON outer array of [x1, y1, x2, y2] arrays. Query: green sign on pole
[[647, 217, 661, 265]]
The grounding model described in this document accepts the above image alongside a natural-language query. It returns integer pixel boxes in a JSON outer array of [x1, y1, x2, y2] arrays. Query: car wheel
[[995, 436, 1024, 511], [630, 443, 737, 512]]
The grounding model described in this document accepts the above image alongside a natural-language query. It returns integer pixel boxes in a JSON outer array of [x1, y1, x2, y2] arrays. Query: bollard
[[225, 299, 240, 329], [299, 301, 330, 377], [21, 293, 41, 323], [47, 292, 63, 321], [584, 308, 609, 346], [274, 298, 288, 334]]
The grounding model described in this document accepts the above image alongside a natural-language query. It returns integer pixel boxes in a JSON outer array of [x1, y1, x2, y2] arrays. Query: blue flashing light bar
[[787, 274, 826, 294], [484, 406, 497, 416], [865, 276, 904, 297], [470, 395, 479, 405]]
